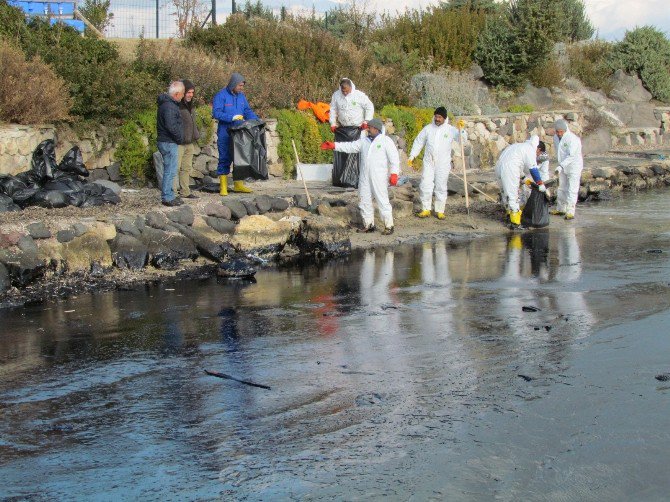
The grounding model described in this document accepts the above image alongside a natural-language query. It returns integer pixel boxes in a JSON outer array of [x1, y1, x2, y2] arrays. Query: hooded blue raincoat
[[212, 73, 259, 176]]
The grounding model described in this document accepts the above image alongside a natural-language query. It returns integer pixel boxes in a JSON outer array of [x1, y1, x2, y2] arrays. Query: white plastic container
[[295, 163, 332, 182]]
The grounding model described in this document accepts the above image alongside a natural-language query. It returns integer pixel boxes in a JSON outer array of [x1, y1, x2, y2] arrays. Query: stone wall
[[1, 109, 667, 181]]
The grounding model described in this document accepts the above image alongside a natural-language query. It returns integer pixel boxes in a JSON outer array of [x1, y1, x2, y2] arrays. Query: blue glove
[[529, 167, 542, 184]]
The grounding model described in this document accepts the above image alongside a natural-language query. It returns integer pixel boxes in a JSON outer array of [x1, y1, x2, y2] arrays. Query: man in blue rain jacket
[[212, 72, 259, 195]]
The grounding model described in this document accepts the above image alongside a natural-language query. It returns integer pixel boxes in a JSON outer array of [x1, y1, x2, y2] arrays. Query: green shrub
[[2, 6, 159, 122], [526, 56, 564, 88], [114, 109, 156, 181], [271, 109, 333, 178], [474, 15, 527, 89], [372, 5, 488, 71], [506, 104, 535, 113], [195, 105, 214, 146], [115, 120, 149, 181], [567, 41, 615, 92], [609, 26, 670, 103], [0, 40, 71, 124]]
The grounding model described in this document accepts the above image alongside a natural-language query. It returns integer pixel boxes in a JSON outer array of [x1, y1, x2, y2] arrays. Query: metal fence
[[105, 0, 215, 38], [104, 0, 319, 39]]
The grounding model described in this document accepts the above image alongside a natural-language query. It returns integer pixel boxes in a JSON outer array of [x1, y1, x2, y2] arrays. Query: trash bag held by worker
[[332, 126, 360, 188], [30, 140, 58, 182], [228, 120, 268, 180], [521, 185, 549, 228], [58, 146, 89, 177]]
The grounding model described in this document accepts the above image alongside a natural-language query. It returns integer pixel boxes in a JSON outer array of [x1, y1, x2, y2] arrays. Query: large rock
[[254, 195, 273, 214], [92, 179, 122, 195], [169, 222, 229, 262], [221, 200, 248, 220], [391, 199, 414, 219], [231, 215, 293, 254], [582, 128, 613, 155], [517, 83, 553, 110], [109, 234, 148, 270], [115, 218, 141, 237], [0, 249, 46, 287], [297, 215, 350, 258], [608, 69, 652, 103], [138, 226, 198, 269], [270, 197, 290, 212], [166, 205, 194, 226], [204, 202, 232, 220], [145, 211, 172, 230], [61, 232, 113, 272], [591, 166, 618, 179], [604, 103, 659, 128], [27, 222, 51, 240], [205, 216, 237, 235], [242, 200, 259, 216]]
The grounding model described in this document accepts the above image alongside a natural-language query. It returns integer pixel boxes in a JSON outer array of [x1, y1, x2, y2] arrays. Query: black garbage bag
[[43, 178, 86, 193], [30, 189, 69, 208], [228, 119, 268, 181], [521, 186, 549, 228], [79, 183, 120, 207], [332, 126, 360, 188], [11, 187, 40, 208], [30, 140, 58, 182], [15, 170, 42, 189], [58, 146, 89, 177], [0, 175, 28, 197], [0, 193, 20, 212]]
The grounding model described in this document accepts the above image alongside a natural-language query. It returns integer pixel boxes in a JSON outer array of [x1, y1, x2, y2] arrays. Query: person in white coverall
[[408, 106, 467, 220], [552, 119, 583, 220], [329, 78, 374, 131], [495, 135, 547, 226], [321, 117, 400, 235]]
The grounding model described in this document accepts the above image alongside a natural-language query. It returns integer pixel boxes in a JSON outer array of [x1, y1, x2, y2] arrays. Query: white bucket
[[296, 163, 332, 182]]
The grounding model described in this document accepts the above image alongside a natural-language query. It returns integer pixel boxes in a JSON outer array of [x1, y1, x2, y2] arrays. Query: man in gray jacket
[[176, 79, 200, 199], [157, 81, 184, 206]]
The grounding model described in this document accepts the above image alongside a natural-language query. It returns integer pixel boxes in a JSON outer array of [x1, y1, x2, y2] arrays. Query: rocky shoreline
[[1, 148, 669, 308]]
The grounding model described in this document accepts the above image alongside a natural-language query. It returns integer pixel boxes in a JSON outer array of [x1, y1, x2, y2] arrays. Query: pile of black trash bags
[[0, 140, 120, 212]]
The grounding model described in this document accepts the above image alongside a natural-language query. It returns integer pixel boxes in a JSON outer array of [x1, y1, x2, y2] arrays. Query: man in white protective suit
[[495, 135, 548, 226], [407, 107, 467, 220], [329, 78, 374, 131], [321, 118, 400, 235], [551, 119, 583, 220]]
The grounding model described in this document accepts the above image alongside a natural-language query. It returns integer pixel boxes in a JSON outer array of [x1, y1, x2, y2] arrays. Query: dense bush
[[526, 56, 564, 88], [567, 41, 614, 92], [0, 1, 159, 121], [0, 40, 71, 124], [271, 109, 333, 178], [474, 15, 527, 88], [186, 14, 409, 110], [609, 26, 670, 103], [372, 5, 488, 71]]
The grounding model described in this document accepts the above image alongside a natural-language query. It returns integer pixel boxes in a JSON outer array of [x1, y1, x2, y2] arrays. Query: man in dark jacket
[[176, 79, 200, 199], [212, 72, 258, 195], [157, 81, 185, 206]]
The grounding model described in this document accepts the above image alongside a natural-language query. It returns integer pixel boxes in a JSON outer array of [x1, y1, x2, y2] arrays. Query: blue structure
[[8, 1, 85, 32]]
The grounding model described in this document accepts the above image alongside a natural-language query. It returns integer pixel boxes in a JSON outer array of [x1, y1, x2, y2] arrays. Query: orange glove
[[360, 122, 368, 130], [320, 141, 335, 150], [330, 125, 337, 133], [389, 174, 398, 186]]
